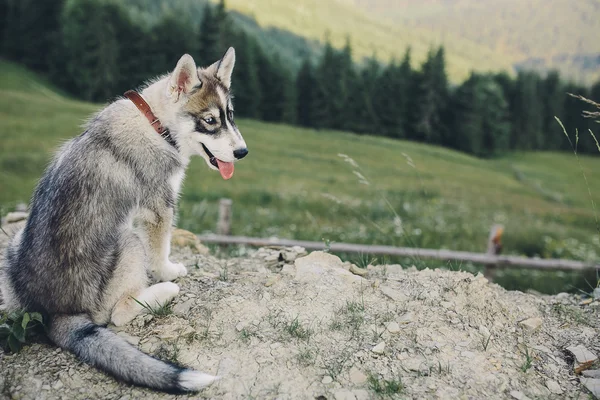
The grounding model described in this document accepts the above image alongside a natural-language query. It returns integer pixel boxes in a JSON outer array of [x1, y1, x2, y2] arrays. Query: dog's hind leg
[[93, 229, 180, 326], [111, 281, 180, 326]]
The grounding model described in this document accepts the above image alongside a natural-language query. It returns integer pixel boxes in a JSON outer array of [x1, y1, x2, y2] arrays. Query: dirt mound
[[1, 236, 599, 399]]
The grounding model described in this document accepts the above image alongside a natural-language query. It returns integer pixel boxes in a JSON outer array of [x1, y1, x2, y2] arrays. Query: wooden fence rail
[[197, 233, 599, 273], [202, 199, 599, 280]]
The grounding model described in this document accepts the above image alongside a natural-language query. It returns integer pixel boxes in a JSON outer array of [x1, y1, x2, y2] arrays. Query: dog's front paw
[[158, 261, 188, 281]]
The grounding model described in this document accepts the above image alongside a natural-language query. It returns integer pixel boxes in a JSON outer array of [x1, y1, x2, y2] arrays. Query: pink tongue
[[216, 159, 234, 180]]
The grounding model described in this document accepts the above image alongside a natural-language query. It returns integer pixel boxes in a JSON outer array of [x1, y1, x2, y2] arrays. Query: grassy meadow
[[1, 60, 599, 293]]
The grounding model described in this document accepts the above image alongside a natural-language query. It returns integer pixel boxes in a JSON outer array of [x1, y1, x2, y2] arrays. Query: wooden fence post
[[217, 198, 232, 236], [484, 224, 504, 282]]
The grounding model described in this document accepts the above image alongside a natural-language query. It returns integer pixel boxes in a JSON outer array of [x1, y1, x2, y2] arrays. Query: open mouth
[[201, 143, 235, 180]]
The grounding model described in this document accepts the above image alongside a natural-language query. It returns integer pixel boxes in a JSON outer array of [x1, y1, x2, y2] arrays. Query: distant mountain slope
[[218, 0, 514, 82], [344, 0, 600, 83]]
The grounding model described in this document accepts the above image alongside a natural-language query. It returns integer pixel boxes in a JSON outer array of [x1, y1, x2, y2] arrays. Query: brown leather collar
[[124, 90, 177, 149]]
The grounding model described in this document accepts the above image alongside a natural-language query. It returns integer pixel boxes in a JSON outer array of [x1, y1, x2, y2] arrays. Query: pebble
[[581, 378, 600, 398], [349, 264, 368, 277], [322, 376, 333, 384], [264, 275, 280, 287], [582, 370, 600, 378], [334, 390, 356, 400], [509, 390, 531, 400], [565, 345, 598, 373], [385, 321, 401, 334], [173, 299, 194, 316], [348, 366, 367, 384], [518, 317, 542, 331], [372, 341, 386, 354], [545, 380, 562, 394], [52, 380, 63, 390], [379, 286, 408, 302], [398, 312, 414, 324], [555, 292, 570, 300]]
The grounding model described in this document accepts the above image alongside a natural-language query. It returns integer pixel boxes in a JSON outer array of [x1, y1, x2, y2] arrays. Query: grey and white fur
[[0, 49, 247, 393]]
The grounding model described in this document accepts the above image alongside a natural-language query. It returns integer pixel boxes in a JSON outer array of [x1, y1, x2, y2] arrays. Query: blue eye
[[203, 117, 216, 125]]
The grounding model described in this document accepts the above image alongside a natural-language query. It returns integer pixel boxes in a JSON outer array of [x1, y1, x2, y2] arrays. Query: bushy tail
[[48, 314, 218, 393]]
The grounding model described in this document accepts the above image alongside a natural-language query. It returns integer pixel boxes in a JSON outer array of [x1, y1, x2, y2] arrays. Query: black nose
[[233, 148, 248, 160]]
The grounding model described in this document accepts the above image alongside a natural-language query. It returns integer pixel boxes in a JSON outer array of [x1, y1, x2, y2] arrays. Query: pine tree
[[450, 73, 510, 157], [312, 39, 339, 129], [2, 0, 65, 72], [151, 13, 196, 76], [510, 71, 543, 150], [198, 2, 229, 65], [229, 30, 261, 118], [61, 0, 120, 101], [412, 47, 449, 144], [346, 57, 380, 134], [540, 71, 565, 150], [296, 58, 317, 127]]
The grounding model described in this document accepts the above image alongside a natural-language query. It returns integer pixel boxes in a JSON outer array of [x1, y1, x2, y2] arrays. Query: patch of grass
[[480, 333, 492, 352], [239, 326, 259, 343], [0, 310, 45, 353], [297, 347, 317, 366], [520, 344, 533, 372], [551, 303, 592, 327], [131, 297, 173, 317], [218, 266, 229, 282], [367, 373, 404, 396], [330, 299, 366, 335], [283, 316, 313, 341]]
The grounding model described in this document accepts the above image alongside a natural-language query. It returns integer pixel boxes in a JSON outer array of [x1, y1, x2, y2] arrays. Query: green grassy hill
[[1, 61, 599, 293], [344, 0, 600, 83], [216, 0, 513, 82]]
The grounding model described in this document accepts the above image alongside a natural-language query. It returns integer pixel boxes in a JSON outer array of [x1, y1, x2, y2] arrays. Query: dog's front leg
[[143, 207, 188, 282]]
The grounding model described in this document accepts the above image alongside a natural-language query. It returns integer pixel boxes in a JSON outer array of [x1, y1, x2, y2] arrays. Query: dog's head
[[166, 49, 247, 180]]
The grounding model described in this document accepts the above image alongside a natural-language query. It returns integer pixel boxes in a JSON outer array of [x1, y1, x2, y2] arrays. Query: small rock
[[379, 286, 408, 302], [322, 376, 333, 384], [172, 299, 194, 316], [235, 322, 246, 332], [518, 317, 542, 331], [566, 345, 598, 373], [348, 366, 367, 384], [385, 321, 401, 334], [556, 292, 570, 300], [42, 385, 51, 391], [5, 211, 28, 223], [372, 341, 386, 354], [509, 390, 531, 400], [582, 370, 600, 378], [398, 312, 414, 324], [349, 264, 368, 277], [52, 380, 63, 390], [581, 378, 600, 398], [334, 389, 356, 400], [580, 298, 593, 306], [170, 228, 209, 254], [593, 288, 600, 300], [264, 275, 280, 287], [352, 389, 370, 400], [545, 380, 563, 394]]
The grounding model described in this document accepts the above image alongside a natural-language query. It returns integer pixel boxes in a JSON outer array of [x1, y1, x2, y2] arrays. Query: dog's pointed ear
[[205, 47, 236, 89], [167, 54, 200, 102]]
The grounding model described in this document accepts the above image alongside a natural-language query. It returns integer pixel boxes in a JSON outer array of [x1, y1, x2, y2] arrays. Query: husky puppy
[[0, 49, 247, 392]]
